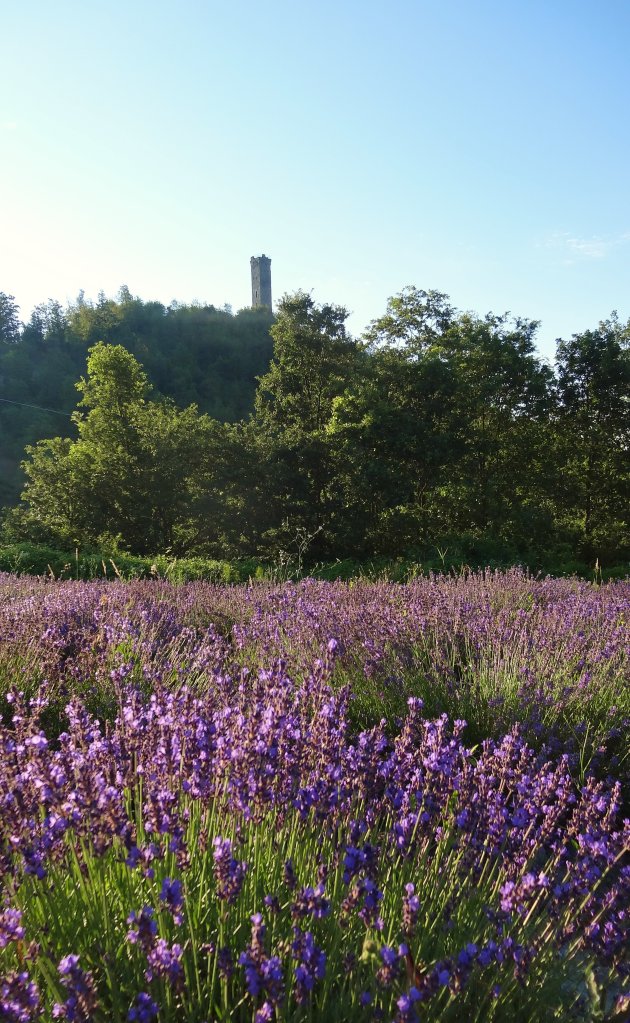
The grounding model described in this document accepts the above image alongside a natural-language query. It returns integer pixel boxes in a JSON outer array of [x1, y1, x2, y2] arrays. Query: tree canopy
[[2, 285, 628, 569]]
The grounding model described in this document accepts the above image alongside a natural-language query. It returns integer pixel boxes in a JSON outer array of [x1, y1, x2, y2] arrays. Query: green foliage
[[553, 315, 630, 560], [1, 283, 628, 570], [251, 291, 361, 557], [15, 343, 240, 555], [0, 289, 274, 506], [0, 291, 21, 343], [329, 288, 556, 555], [0, 542, 248, 583]]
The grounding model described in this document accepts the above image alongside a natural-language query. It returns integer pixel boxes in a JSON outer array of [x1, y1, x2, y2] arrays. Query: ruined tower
[[250, 254, 272, 309]]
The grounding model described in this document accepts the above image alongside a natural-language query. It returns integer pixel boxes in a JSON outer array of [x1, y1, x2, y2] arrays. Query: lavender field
[[0, 569, 628, 1021]]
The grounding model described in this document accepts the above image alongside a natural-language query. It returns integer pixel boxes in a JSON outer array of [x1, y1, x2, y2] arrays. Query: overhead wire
[[0, 398, 73, 417]]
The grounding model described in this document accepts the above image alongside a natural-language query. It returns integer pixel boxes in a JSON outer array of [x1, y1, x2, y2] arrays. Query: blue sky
[[2, 0, 629, 361]]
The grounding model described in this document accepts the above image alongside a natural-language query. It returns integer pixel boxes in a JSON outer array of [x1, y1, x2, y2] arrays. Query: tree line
[[1, 287, 628, 569]]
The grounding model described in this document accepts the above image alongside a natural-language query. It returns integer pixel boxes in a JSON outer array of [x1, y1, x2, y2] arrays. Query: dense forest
[[1, 286, 628, 571]]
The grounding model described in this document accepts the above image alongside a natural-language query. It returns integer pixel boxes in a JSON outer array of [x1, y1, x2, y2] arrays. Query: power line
[[0, 397, 74, 417]]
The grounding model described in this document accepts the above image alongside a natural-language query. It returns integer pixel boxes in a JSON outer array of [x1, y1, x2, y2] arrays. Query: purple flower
[[125, 846, 142, 869], [52, 954, 98, 1021], [292, 928, 326, 1003], [402, 882, 420, 936], [127, 907, 157, 950], [145, 939, 183, 989], [57, 955, 80, 977], [283, 859, 297, 890], [213, 836, 248, 903], [127, 992, 158, 1022], [217, 946, 235, 980], [264, 893, 281, 914], [342, 842, 379, 884], [396, 987, 421, 1023], [291, 882, 331, 921], [160, 876, 184, 924], [358, 877, 383, 926], [0, 971, 41, 1022], [457, 943, 478, 969], [0, 907, 26, 948], [376, 944, 401, 987], [239, 913, 285, 1008]]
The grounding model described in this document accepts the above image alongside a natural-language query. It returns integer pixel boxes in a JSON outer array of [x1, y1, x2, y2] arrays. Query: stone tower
[[250, 254, 272, 309]]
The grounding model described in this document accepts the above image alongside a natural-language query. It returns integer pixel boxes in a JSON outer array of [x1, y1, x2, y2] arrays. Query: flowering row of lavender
[[0, 570, 628, 1020], [2, 569, 627, 768]]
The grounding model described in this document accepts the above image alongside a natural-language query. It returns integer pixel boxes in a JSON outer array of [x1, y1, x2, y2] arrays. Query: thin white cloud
[[542, 231, 630, 263], [565, 236, 607, 259]]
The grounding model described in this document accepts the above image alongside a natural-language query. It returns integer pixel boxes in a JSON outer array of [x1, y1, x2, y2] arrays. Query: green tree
[[0, 293, 21, 344], [330, 288, 555, 556], [252, 291, 360, 555], [21, 300, 67, 345], [553, 315, 630, 560], [74, 341, 150, 449], [18, 343, 232, 554], [17, 344, 149, 547], [328, 342, 457, 554], [129, 400, 229, 553], [435, 310, 554, 541]]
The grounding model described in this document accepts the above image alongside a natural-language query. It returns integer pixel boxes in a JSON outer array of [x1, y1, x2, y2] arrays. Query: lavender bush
[[0, 570, 628, 1020], [1, 570, 627, 768]]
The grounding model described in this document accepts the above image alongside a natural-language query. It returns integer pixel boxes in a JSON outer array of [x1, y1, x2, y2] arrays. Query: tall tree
[[255, 291, 358, 434], [436, 310, 554, 539], [554, 315, 630, 559], [0, 293, 21, 344], [21, 300, 67, 345], [252, 291, 360, 554]]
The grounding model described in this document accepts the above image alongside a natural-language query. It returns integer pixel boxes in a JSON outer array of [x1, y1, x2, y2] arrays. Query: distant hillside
[[0, 289, 274, 506]]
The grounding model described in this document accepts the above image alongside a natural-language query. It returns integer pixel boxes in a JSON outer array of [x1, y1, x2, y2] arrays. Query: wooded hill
[[0, 288, 274, 507], [1, 286, 628, 570]]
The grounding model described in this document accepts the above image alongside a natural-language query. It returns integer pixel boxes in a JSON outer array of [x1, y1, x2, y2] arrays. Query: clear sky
[[2, 0, 629, 361]]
